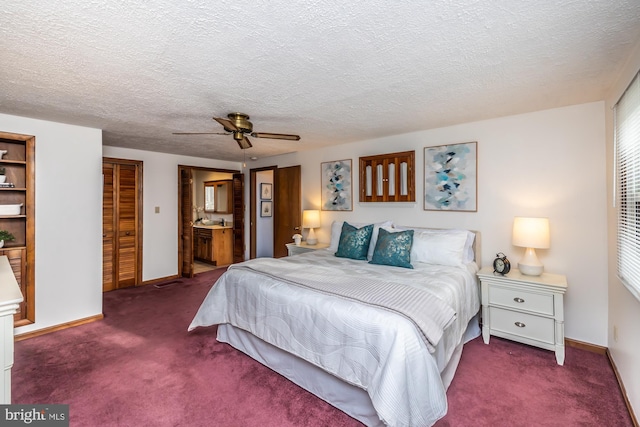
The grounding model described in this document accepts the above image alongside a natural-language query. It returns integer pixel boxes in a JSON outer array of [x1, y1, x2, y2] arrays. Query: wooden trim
[[564, 338, 607, 355], [607, 349, 639, 427], [0, 132, 36, 325], [181, 165, 239, 174], [140, 274, 180, 286], [14, 314, 104, 341]]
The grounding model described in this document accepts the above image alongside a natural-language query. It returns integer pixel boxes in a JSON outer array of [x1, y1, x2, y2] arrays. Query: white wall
[[0, 113, 104, 336], [102, 146, 240, 281], [606, 38, 640, 416], [251, 102, 608, 346]]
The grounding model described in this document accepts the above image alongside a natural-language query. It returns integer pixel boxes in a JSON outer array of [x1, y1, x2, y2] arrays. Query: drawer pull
[[513, 297, 525, 303], [514, 321, 526, 328]]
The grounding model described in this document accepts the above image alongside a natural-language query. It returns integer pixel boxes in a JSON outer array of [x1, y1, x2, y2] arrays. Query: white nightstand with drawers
[[477, 266, 568, 365]]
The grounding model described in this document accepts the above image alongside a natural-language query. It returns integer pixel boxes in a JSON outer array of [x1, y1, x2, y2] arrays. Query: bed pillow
[[394, 226, 475, 266], [328, 220, 393, 260], [335, 222, 374, 260], [369, 227, 414, 269]]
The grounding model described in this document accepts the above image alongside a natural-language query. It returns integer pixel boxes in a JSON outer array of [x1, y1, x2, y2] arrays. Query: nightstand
[[286, 242, 330, 256], [477, 266, 568, 365]]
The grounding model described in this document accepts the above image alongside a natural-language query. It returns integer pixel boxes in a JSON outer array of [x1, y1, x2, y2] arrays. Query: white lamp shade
[[302, 210, 320, 229], [512, 217, 550, 249]]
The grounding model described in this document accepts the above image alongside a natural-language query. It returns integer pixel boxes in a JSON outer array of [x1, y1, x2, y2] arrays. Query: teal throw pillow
[[369, 228, 414, 269], [335, 222, 373, 260]]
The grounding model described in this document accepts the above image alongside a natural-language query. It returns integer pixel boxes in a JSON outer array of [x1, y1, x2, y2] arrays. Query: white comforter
[[189, 250, 480, 426]]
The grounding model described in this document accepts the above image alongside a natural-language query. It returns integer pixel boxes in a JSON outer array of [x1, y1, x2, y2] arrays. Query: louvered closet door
[[103, 163, 116, 291], [117, 164, 137, 287], [102, 159, 142, 291]]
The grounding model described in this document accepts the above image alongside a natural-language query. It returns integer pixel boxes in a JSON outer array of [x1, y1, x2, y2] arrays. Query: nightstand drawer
[[488, 285, 554, 316], [489, 307, 555, 345]]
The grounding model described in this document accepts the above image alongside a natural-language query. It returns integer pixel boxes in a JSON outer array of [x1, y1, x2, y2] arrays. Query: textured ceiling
[[1, 1, 640, 162]]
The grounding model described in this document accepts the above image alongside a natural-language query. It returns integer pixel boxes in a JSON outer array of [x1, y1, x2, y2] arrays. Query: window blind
[[615, 71, 640, 301]]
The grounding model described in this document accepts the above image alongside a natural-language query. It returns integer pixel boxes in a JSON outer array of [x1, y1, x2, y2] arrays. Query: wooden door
[[232, 173, 244, 263], [274, 166, 301, 258], [179, 167, 194, 277], [117, 164, 138, 288], [102, 158, 142, 291]]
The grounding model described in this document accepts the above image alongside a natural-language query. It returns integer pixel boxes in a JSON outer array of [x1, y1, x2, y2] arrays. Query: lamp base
[[518, 247, 544, 276], [518, 263, 544, 276], [306, 228, 318, 245]]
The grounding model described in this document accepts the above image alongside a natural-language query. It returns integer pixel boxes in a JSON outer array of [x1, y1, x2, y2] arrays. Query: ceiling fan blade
[[251, 132, 300, 141], [214, 117, 239, 132], [237, 137, 252, 150], [172, 132, 229, 135]]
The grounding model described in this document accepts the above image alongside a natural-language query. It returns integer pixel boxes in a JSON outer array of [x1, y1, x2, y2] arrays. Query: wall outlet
[[613, 325, 619, 342], [155, 206, 160, 214]]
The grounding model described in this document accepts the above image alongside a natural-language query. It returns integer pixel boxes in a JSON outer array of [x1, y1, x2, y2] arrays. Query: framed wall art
[[261, 201, 273, 217], [260, 183, 272, 200], [321, 159, 353, 211], [424, 141, 477, 211]]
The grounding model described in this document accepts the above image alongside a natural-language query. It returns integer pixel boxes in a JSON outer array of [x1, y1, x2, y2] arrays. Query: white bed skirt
[[216, 314, 480, 427]]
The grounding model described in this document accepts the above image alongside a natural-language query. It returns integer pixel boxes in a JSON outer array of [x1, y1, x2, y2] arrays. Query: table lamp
[[302, 209, 320, 245], [512, 217, 550, 276]]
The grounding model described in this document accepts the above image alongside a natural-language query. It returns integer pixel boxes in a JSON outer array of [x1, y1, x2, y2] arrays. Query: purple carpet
[[12, 269, 633, 426]]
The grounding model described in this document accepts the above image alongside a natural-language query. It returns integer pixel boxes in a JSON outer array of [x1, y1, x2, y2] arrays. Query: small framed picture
[[261, 201, 273, 217], [261, 183, 272, 200]]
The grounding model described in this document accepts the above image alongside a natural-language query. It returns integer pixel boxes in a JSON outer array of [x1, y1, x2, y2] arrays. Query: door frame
[[249, 165, 277, 259], [177, 165, 241, 277]]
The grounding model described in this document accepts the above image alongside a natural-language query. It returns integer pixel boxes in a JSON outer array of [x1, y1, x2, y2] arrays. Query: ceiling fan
[[173, 112, 301, 149]]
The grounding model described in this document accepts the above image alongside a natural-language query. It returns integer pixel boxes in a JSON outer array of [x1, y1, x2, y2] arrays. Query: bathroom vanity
[[193, 225, 233, 266]]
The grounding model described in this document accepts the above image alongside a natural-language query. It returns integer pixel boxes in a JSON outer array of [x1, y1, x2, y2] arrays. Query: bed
[[188, 222, 481, 427]]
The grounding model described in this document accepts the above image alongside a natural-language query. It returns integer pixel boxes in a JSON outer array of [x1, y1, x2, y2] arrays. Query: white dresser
[[0, 255, 23, 403], [477, 266, 568, 365], [286, 242, 330, 256]]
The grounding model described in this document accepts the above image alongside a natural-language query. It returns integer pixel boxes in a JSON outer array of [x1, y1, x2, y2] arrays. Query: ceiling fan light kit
[[175, 112, 300, 151]]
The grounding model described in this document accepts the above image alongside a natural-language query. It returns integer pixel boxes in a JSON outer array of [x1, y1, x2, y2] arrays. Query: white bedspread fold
[[227, 257, 456, 352]]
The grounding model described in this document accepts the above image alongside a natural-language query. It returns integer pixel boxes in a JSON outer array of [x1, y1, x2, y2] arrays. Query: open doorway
[[178, 165, 243, 277], [250, 165, 301, 259]]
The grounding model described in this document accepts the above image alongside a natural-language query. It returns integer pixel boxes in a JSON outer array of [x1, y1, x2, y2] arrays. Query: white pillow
[[393, 226, 475, 266], [328, 220, 394, 260]]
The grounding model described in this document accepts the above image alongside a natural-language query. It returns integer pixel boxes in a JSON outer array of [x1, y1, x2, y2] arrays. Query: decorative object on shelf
[[493, 252, 511, 275], [359, 151, 415, 203], [0, 167, 5, 184], [260, 183, 272, 200], [0, 150, 6, 159], [321, 159, 352, 211], [292, 233, 302, 246], [0, 203, 22, 215], [512, 217, 550, 276], [424, 141, 477, 211], [302, 209, 320, 245], [0, 230, 15, 248], [260, 201, 272, 217]]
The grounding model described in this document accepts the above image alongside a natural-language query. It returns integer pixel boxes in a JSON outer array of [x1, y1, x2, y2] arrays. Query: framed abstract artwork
[[321, 159, 353, 211], [424, 141, 477, 211]]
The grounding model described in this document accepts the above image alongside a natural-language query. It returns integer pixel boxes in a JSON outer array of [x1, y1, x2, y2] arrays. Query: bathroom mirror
[[204, 180, 232, 214]]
